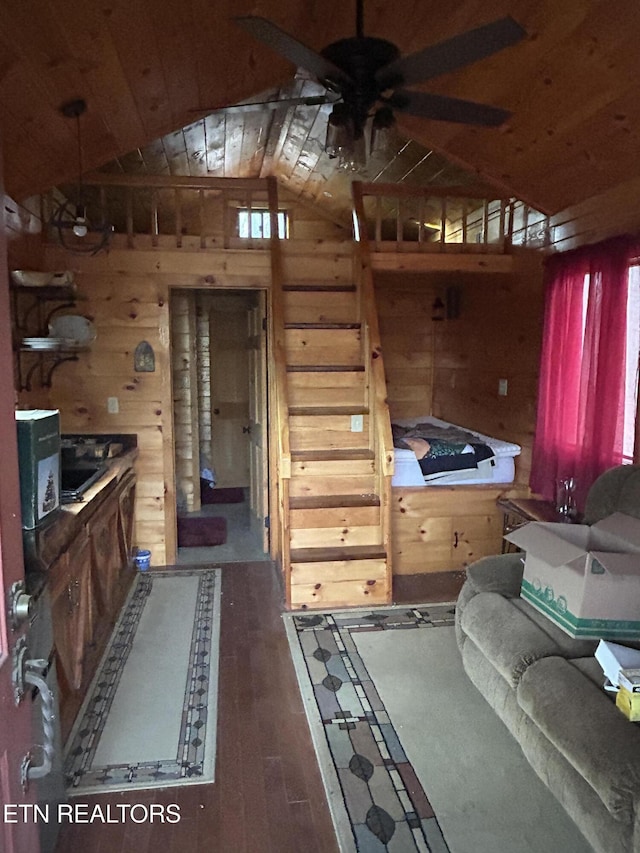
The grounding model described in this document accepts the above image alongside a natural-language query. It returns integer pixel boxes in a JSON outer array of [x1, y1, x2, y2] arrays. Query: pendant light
[[49, 98, 113, 255]]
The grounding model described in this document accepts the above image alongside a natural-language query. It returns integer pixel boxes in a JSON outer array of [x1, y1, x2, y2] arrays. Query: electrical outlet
[[107, 396, 119, 414], [351, 414, 364, 432], [498, 379, 508, 396]]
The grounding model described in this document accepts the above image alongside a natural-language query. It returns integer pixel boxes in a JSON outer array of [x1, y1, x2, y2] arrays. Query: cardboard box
[[505, 513, 640, 640], [616, 686, 640, 721], [595, 640, 640, 686]]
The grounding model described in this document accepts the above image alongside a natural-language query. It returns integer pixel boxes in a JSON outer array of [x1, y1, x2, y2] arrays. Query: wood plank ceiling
[[1, 1, 639, 221]]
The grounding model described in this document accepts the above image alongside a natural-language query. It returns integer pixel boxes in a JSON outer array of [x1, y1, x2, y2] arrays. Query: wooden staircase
[[280, 277, 392, 609]]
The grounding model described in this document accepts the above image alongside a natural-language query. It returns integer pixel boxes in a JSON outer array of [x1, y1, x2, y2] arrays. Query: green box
[[15, 409, 60, 529]]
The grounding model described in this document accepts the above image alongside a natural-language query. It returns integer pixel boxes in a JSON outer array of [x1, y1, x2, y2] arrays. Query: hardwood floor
[[54, 563, 464, 853]]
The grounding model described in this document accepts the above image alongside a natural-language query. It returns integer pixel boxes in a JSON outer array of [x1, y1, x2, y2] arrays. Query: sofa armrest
[[518, 655, 640, 826]]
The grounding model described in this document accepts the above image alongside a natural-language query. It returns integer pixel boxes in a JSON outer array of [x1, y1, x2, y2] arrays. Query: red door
[[0, 157, 40, 851]]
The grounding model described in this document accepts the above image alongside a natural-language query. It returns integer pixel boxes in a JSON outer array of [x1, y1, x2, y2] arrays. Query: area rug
[[177, 515, 227, 546], [200, 482, 245, 504], [284, 605, 592, 853], [64, 567, 221, 795]]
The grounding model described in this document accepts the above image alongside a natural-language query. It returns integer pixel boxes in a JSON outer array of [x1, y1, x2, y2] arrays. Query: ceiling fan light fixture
[[337, 134, 367, 171], [370, 105, 395, 154], [325, 103, 356, 158], [72, 205, 88, 238]]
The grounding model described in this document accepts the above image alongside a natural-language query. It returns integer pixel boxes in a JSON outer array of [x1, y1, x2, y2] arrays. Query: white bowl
[[48, 315, 96, 347]]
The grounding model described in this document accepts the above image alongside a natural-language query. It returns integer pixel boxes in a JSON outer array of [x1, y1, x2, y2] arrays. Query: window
[[237, 209, 288, 239]]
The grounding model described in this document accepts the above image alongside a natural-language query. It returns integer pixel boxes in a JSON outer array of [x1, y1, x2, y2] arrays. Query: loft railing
[[43, 174, 551, 254], [354, 181, 551, 252], [44, 175, 280, 251]]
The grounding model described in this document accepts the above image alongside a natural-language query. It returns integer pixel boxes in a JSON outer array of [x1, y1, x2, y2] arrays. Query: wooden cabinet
[[43, 463, 137, 743], [391, 485, 506, 575], [49, 528, 94, 693]]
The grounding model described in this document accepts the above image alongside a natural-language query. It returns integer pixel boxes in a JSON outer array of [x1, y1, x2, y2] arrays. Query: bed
[[390, 416, 523, 577], [391, 415, 521, 487]]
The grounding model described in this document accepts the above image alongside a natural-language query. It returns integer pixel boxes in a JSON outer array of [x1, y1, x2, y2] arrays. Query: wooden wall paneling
[[374, 271, 437, 420]]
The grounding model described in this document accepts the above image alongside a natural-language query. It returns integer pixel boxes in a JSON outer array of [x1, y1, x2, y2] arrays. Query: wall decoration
[[134, 341, 155, 372]]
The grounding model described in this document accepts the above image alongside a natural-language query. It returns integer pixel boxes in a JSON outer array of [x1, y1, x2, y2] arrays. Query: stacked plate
[[22, 337, 66, 351]]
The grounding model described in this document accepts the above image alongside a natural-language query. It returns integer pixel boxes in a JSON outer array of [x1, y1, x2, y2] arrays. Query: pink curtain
[[530, 234, 634, 510]]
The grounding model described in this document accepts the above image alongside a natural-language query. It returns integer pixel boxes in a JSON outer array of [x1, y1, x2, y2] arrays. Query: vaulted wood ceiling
[[1, 1, 638, 221]]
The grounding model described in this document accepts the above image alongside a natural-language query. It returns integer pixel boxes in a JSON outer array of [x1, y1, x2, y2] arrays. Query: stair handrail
[[351, 181, 394, 582], [266, 176, 292, 572]]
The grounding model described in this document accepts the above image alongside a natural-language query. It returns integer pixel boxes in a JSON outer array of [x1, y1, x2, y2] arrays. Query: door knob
[[8, 581, 33, 630]]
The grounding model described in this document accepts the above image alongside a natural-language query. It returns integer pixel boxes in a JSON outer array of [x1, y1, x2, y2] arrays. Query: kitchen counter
[[24, 447, 138, 595], [23, 449, 139, 744]]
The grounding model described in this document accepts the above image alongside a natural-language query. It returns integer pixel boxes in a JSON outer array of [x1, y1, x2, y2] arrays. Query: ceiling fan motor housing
[[321, 37, 400, 129]]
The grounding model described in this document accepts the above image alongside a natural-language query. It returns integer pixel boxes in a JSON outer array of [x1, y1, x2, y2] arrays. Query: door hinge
[[262, 316, 267, 332], [264, 515, 270, 529]]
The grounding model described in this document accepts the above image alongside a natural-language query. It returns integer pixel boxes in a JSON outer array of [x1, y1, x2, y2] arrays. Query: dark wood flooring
[[54, 563, 464, 853]]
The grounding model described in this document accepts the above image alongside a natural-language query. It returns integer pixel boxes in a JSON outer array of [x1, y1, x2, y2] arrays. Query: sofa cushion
[[460, 592, 573, 688], [517, 655, 640, 825]]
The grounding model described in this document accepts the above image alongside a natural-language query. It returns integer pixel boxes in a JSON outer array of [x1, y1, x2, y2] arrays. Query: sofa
[[455, 465, 640, 853]]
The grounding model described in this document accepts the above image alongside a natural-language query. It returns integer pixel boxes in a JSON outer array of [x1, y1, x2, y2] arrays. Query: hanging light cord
[[75, 109, 84, 212]]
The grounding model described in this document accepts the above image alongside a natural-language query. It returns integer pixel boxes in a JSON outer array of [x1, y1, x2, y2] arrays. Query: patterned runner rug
[[284, 604, 592, 853], [64, 567, 221, 795]]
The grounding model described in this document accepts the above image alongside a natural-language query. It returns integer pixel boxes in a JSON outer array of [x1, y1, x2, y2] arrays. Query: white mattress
[[391, 415, 521, 487]]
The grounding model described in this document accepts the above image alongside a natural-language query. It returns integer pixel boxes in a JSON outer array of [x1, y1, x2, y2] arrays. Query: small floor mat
[[200, 482, 245, 504], [178, 515, 227, 546]]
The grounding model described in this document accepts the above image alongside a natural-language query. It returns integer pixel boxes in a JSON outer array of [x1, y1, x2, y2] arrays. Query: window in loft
[[237, 209, 288, 239]]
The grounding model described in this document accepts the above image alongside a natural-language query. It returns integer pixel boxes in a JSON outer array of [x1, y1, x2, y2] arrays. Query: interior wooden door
[[248, 294, 269, 550], [0, 190, 40, 851], [209, 294, 251, 488]]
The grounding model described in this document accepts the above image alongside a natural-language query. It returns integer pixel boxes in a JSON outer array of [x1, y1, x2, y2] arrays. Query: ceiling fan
[[231, 1, 526, 155]]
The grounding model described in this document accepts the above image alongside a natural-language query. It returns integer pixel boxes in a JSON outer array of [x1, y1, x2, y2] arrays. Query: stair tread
[[290, 494, 380, 509], [283, 284, 356, 292], [289, 406, 368, 416], [290, 544, 387, 563], [285, 322, 361, 330], [287, 365, 365, 373], [291, 449, 374, 461]]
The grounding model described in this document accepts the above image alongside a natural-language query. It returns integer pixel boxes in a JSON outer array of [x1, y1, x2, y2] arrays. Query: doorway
[[170, 288, 269, 563]]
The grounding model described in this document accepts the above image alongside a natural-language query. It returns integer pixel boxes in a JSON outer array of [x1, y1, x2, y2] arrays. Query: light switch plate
[[498, 379, 508, 396], [351, 414, 364, 432], [107, 396, 119, 414]]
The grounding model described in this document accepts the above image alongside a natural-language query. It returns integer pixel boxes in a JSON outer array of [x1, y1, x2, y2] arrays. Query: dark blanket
[[392, 422, 495, 476]]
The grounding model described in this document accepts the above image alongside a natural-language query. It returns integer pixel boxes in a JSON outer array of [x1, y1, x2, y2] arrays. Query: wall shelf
[[11, 280, 90, 391]]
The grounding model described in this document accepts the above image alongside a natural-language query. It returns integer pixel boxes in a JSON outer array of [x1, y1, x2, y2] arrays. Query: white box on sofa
[[595, 639, 640, 686], [505, 512, 640, 640]]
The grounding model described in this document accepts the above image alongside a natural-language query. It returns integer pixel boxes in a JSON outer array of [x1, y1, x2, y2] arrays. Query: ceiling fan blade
[[234, 16, 353, 89], [392, 89, 512, 126], [192, 95, 337, 115], [376, 16, 526, 89]]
